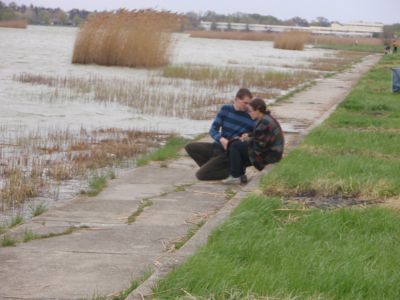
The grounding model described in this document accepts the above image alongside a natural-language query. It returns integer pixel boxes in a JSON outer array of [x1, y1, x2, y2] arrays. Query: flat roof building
[[199, 21, 383, 37]]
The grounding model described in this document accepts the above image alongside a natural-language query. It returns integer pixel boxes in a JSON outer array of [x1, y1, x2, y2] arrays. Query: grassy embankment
[[153, 54, 400, 298], [312, 35, 383, 53], [317, 43, 383, 53]]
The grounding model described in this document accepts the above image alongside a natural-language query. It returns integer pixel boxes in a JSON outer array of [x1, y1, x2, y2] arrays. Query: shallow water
[[0, 26, 333, 137]]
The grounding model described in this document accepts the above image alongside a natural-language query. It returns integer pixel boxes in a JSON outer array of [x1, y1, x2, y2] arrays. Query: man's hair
[[236, 88, 252, 100]]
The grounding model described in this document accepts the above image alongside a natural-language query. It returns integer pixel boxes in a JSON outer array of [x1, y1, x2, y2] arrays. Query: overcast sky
[[5, 0, 400, 24]]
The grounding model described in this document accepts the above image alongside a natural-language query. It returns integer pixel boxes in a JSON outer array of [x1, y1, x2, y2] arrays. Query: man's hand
[[220, 137, 229, 150], [240, 133, 249, 141]]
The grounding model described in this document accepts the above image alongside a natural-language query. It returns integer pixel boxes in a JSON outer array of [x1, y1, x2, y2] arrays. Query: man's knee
[[196, 164, 229, 181], [185, 142, 202, 156], [195, 169, 208, 181], [184, 142, 194, 155]]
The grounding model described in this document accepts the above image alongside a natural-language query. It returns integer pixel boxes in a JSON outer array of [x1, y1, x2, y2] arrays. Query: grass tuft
[[136, 136, 188, 166], [174, 220, 206, 250], [127, 199, 153, 224], [91, 269, 153, 300], [22, 230, 39, 243], [82, 170, 117, 197], [30, 203, 47, 217], [10, 214, 24, 228], [1, 235, 17, 247]]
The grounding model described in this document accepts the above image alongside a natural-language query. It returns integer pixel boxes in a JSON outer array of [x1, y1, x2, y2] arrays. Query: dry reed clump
[[72, 9, 181, 68], [274, 31, 310, 50], [0, 169, 42, 211], [0, 20, 27, 29], [189, 30, 277, 41]]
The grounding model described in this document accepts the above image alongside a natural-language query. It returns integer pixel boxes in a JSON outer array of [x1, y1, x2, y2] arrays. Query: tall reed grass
[[14, 73, 227, 120], [274, 31, 310, 50], [0, 20, 27, 29], [72, 10, 181, 68]]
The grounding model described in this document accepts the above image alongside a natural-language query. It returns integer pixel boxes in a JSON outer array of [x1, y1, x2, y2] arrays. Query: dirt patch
[[285, 196, 382, 209]]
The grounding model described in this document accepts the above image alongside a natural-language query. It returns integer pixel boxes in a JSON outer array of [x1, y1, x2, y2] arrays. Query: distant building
[[200, 21, 383, 37]]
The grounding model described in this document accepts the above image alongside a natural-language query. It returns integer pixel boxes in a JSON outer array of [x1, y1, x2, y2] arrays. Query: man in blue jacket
[[185, 88, 255, 181]]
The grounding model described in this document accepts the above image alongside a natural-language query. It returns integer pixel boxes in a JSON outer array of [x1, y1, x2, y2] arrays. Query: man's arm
[[209, 107, 229, 149], [209, 109, 223, 142]]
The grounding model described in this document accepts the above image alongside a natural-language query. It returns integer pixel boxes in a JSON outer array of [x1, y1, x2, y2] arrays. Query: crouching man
[[185, 88, 255, 182]]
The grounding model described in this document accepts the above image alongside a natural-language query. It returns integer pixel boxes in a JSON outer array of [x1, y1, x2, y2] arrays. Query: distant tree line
[[0, 1, 89, 26], [383, 24, 400, 42], [0, 1, 399, 38], [0, 2, 336, 28], [185, 11, 333, 29]]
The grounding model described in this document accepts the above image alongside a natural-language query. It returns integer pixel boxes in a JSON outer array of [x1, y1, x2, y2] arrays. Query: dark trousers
[[185, 142, 230, 180], [228, 140, 251, 178]]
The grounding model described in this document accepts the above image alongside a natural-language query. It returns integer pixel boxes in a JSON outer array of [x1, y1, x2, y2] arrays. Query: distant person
[[185, 88, 255, 182], [222, 98, 284, 184], [384, 44, 391, 55], [393, 40, 398, 54]]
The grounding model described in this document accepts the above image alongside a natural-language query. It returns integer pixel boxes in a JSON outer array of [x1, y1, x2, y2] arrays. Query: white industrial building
[[199, 21, 383, 37]]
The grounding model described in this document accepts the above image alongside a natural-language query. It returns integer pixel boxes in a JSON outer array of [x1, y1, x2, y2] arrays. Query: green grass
[[35, 226, 78, 240], [127, 199, 153, 224], [81, 170, 116, 197], [174, 220, 205, 250], [262, 54, 400, 199], [154, 195, 400, 299], [224, 187, 237, 200], [136, 136, 189, 166], [22, 230, 39, 242], [87, 175, 108, 197], [316, 44, 383, 53], [4, 226, 79, 247], [30, 203, 48, 217], [1, 235, 17, 247], [0, 224, 6, 235], [86, 172, 115, 197], [91, 269, 152, 300], [9, 214, 24, 228]]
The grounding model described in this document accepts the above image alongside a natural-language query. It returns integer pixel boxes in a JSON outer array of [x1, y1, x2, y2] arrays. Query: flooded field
[[0, 25, 363, 224]]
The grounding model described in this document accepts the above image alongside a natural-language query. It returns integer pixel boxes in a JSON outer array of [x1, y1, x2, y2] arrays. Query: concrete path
[[0, 54, 380, 300]]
